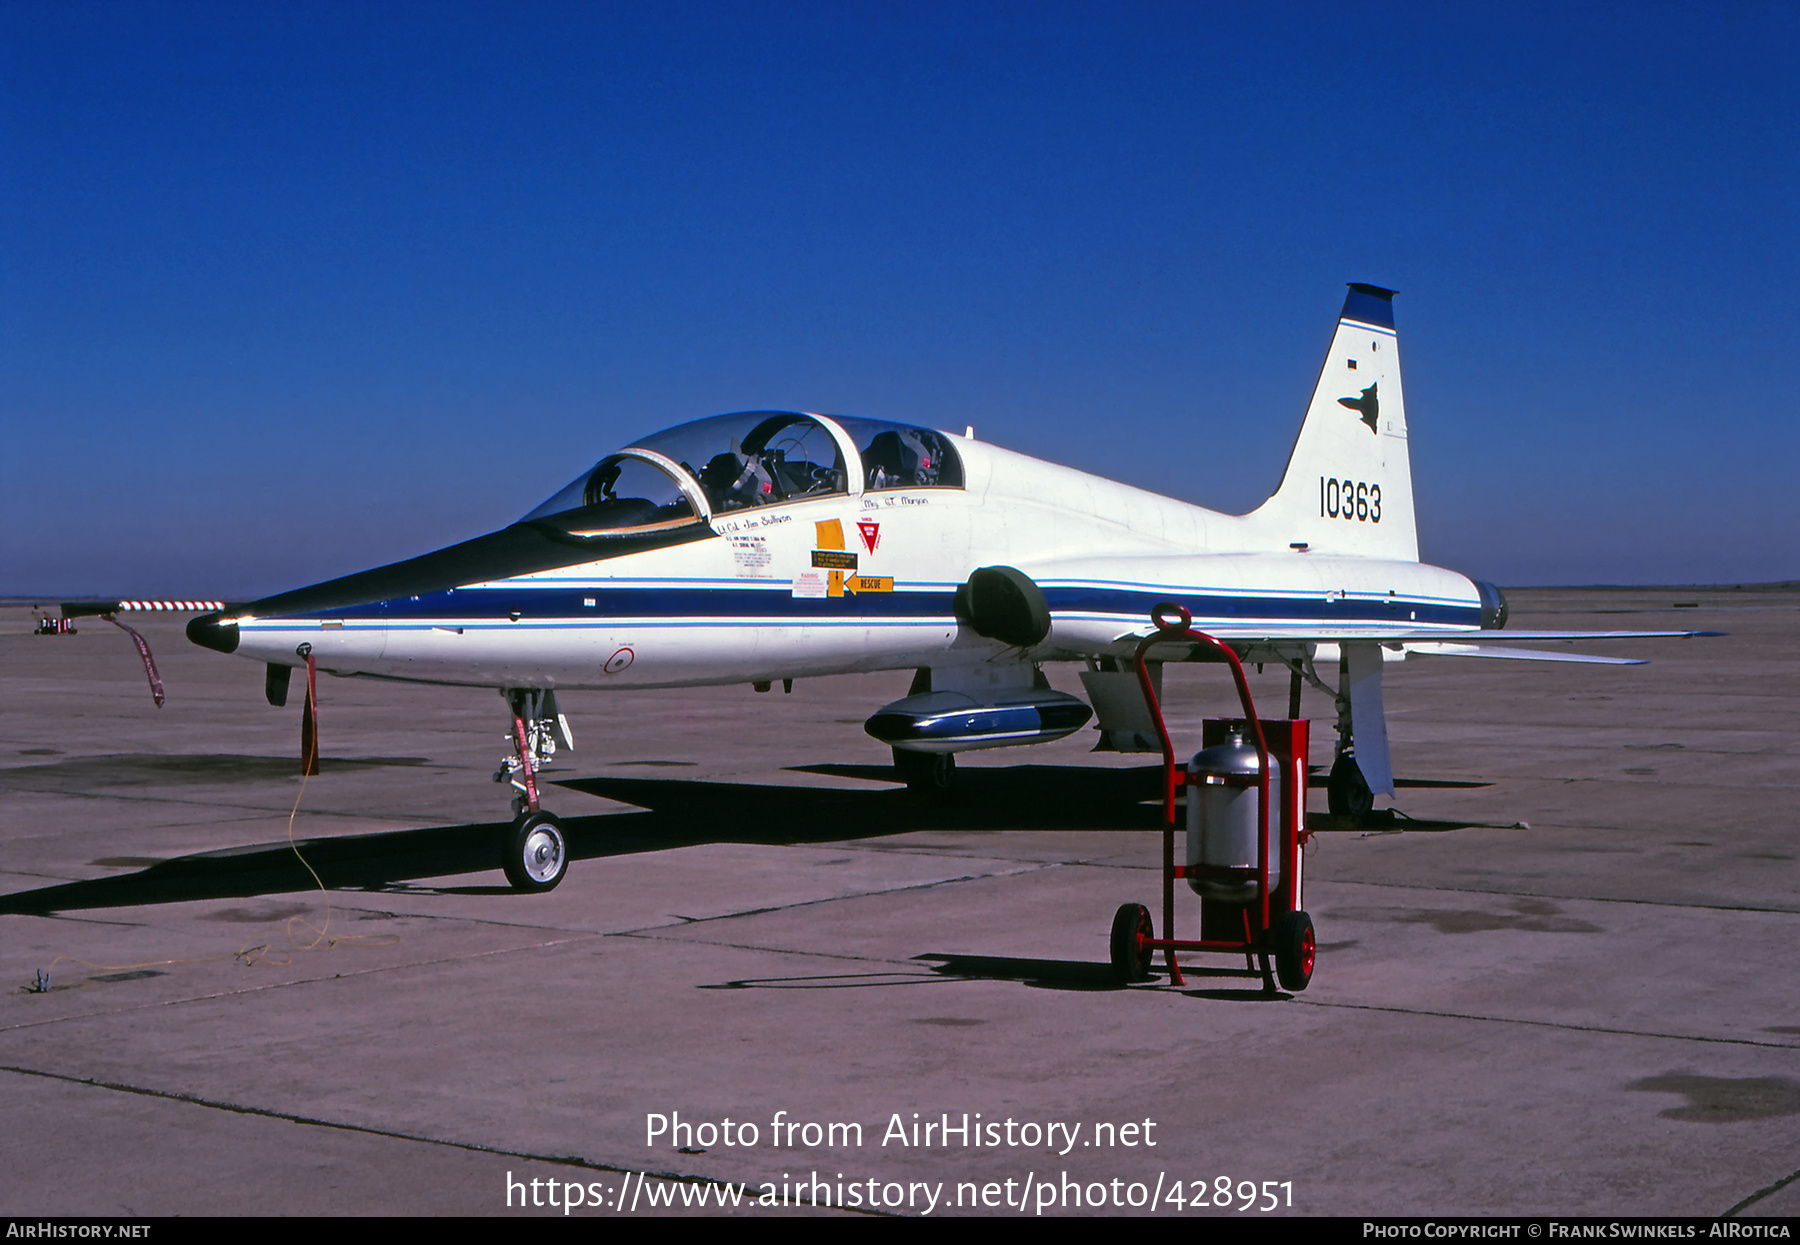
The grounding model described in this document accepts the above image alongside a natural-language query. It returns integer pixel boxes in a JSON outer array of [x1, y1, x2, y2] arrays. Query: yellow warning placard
[[817, 520, 852, 596]]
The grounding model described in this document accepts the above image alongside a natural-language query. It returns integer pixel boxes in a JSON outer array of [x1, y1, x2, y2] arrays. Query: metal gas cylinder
[[1186, 724, 1280, 903]]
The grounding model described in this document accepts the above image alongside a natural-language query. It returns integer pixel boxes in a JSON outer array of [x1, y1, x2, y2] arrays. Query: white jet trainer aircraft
[[183, 284, 1698, 891]]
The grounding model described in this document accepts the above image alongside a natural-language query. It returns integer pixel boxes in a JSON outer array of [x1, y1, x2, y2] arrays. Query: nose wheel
[[503, 810, 568, 892]]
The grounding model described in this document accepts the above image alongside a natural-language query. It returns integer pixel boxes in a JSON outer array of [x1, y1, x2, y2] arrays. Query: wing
[[1108, 626, 1720, 665]]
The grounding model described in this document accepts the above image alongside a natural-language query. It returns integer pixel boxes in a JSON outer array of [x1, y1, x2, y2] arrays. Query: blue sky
[[4, 1, 1796, 597]]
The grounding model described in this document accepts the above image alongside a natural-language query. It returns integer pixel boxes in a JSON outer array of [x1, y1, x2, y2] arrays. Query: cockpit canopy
[[831, 417, 964, 492], [520, 451, 703, 538], [521, 411, 963, 538]]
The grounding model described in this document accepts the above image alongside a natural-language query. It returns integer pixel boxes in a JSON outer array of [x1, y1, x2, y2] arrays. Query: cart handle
[[1151, 601, 1192, 634], [1133, 603, 1272, 829]]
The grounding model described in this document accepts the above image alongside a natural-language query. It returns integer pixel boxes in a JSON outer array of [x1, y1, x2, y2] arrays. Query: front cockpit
[[648, 411, 850, 512], [521, 411, 964, 539]]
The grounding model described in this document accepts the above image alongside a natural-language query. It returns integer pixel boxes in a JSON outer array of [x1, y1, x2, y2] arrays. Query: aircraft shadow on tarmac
[[0, 761, 1493, 915], [0, 762, 1157, 914]]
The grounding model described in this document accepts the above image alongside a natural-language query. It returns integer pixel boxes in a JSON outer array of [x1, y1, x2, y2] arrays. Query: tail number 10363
[[1320, 477, 1380, 523]]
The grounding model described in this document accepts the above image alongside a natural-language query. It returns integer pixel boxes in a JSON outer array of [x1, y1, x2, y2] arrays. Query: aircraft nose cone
[[186, 612, 240, 654]]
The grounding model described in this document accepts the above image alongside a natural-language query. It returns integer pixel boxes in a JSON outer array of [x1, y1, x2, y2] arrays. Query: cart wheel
[[1327, 755, 1372, 820], [1275, 910, 1316, 991], [1110, 903, 1154, 984], [503, 810, 568, 892]]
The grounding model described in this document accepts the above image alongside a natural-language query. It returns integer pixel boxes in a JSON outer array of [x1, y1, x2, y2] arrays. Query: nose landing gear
[[494, 689, 572, 892]]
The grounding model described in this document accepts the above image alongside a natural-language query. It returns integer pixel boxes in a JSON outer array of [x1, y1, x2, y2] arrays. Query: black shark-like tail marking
[[1246, 283, 1416, 562], [1339, 382, 1379, 434]]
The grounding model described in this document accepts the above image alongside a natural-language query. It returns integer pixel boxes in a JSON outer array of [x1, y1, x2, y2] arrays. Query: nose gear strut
[[493, 688, 572, 891]]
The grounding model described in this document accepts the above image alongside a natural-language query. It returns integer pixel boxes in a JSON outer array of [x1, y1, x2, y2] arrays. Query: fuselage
[[199, 411, 1486, 690]]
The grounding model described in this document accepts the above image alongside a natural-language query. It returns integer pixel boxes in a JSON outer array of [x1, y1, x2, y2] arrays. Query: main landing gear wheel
[[503, 811, 568, 892], [893, 747, 955, 793], [1110, 903, 1154, 984], [1327, 754, 1373, 821], [1274, 909, 1316, 992]]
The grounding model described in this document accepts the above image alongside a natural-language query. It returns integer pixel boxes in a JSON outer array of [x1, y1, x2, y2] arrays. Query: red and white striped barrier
[[116, 600, 226, 612]]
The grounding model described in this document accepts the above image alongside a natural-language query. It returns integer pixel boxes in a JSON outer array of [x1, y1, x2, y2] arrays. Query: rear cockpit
[[832, 416, 964, 492], [521, 411, 964, 538]]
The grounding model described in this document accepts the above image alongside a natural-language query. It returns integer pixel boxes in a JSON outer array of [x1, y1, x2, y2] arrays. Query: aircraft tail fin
[[1248, 284, 1419, 561]]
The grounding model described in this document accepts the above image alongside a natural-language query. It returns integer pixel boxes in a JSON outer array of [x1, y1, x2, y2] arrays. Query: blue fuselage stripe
[[262, 584, 1481, 629]]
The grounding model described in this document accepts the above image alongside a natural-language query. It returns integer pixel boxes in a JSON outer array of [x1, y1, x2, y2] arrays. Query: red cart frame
[[1109, 604, 1316, 991]]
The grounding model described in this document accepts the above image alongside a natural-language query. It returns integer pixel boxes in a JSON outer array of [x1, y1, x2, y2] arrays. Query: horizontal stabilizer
[[1116, 626, 1717, 646], [1402, 642, 1644, 665]]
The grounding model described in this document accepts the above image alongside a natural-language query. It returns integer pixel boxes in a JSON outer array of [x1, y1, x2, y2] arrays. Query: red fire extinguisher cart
[[1109, 604, 1316, 992]]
